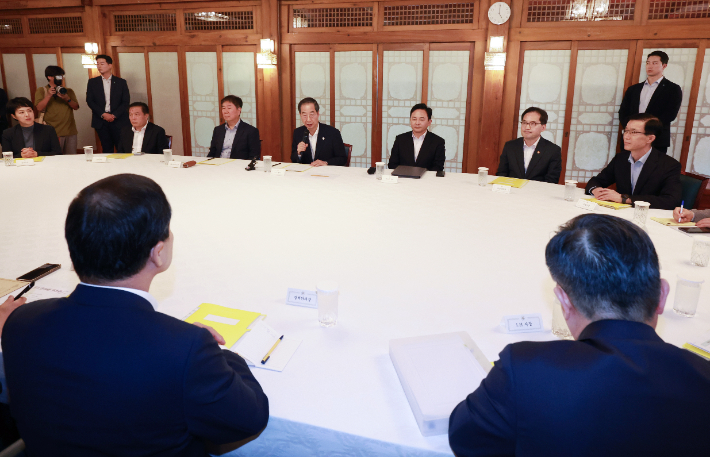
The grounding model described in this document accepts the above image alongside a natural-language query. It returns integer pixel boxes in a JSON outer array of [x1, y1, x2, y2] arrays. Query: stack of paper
[[488, 177, 528, 188], [584, 198, 632, 210], [684, 331, 710, 360]]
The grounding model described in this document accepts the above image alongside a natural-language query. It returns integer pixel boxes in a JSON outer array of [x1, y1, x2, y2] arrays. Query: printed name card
[[168, 160, 182, 168], [15, 159, 35, 166], [92, 156, 107, 163], [575, 199, 598, 211], [286, 288, 318, 309], [501, 313, 544, 333], [271, 169, 286, 176], [491, 184, 512, 194], [382, 175, 398, 184]]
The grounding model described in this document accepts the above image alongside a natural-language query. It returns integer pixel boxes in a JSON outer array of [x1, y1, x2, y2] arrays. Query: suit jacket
[[495, 136, 562, 184], [2, 285, 269, 457], [449, 320, 710, 457], [207, 121, 261, 160], [291, 123, 347, 166], [388, 130, 446, 172], [2, 123, 61, 158], [618, 78, 682, 148], [118, 122, 169, 155], [86, 75, 131, 129], [585, 148, 681, 209]]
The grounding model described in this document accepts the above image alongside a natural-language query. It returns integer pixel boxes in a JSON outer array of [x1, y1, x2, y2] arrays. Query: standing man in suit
[[619, 50, 682, 154], [496, 107, 561, 183], [1, 97, 61, 158], [388, 103, 445, 172], [117, 102, 168, 155], [291, 97, 347, 167], [2, 174, 269, 455], [449, 214, 710, 457], [585, 113, 681, 210], [86, 54, 130, 154], [208, 95, 260, 160]]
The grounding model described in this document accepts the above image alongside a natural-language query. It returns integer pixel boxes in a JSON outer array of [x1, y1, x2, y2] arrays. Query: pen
[[271, 163, 281, 167], [679, 200, 684, 223], [261, 335, 284, 364], [15, 281, 35, 300]]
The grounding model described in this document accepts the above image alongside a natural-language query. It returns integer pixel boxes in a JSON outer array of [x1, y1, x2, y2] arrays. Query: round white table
[[1, 154, 708, 456]]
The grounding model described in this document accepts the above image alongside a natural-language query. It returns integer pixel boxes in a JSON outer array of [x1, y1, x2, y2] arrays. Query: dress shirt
[[308, 126, 319, 159], [628, 147, 653, 194], [412, 131, 427, 162], [639, 76, 663, 114], [79, 282, 159, 311], [131, 123, 147, 153], [523, 137, 541, 172], [102, 75, 112, 112], [221, 120, 240, 158]]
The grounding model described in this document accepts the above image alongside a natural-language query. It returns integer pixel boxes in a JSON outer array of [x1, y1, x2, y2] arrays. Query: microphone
[[367, 167, 375, 175]]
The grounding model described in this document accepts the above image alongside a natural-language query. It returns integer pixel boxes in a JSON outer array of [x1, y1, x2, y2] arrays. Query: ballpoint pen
[[679, 201, 684, 223], [15, 281, 35, 300], [261, 335, 284, 364]]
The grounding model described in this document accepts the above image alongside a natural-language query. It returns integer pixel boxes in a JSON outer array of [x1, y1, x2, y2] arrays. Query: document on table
[[284, 164, 312, 172], [23, 286, 72, 302], [650, 217, 695, 227], [684, 331, 710, 360], [106, 153, 133, 159], [184, 303, 263, 348], [231, 320, 301, 372], [0, 279, 29, 298], [488, 176, 528, 188], [13, 156, 45, 163], [197, 158, 235, 166], [584, 198, 632, 210]]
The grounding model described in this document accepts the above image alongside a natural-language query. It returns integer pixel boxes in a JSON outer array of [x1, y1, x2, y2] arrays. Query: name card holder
[[168, 160, 181, 168], [286, 288, 318, 308], [491, 184, 511, 194], [382, 175, 398, 184], [271, 169, 286, 176], [92, 157, 107, 163], [576, 199, 598, 211], [15, 159, 35, 166], [501, 313, 543, 333]]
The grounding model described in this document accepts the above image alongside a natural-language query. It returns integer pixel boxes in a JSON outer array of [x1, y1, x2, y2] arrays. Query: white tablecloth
[[1, 155, 708, 456]]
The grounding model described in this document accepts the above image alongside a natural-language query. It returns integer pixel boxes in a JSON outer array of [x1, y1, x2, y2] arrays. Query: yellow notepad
[[584, 198, 632, 210], [106, 153, 133, 159], [683, 343, 710, 361], [184, 303, 263, 348], [13, 156, 45, 163], [197, 158, 235, 166], [489, 177, 529, 188], [650, 217, 695, 227]]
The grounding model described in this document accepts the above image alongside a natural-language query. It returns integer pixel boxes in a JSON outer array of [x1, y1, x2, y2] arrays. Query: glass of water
[[317, 281, 339, 328], [691, 238, 710, 267], [564, 180, 577, 201], [375, 162, 384, 180], [163, 149, 172, 164], [263, 155, 272, 172], [632, 201, 650, 229], [3, 150, 13, 167], [478, 167, 488, 186], [673, 274, 704, 317], [83, 146, 93, 162]]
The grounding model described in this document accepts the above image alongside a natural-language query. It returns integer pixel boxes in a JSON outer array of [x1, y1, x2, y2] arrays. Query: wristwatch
[[621, 194, 631, 204]]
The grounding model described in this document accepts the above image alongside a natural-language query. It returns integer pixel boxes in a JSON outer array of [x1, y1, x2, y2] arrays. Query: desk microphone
[[367, 167, 375, 175], [245, 158, 257, 171]]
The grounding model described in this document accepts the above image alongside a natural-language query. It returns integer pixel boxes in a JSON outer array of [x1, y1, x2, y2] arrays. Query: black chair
[[344, 143, 352, 167], [680, 172, 709, 209], [166, 135, 173, 149]]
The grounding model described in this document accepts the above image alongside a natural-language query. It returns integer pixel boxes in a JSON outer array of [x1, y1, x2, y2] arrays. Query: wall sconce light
[[484, 52, 506, 71], [257, 38, 277, 69], [82, 42, 98, 69]]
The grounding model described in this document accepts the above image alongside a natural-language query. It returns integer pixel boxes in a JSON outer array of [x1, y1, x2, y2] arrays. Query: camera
[[53, 75, 67, 95]]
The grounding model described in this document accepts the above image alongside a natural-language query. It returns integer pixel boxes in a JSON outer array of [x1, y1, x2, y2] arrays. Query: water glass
[[375, 162, 384, 180], [673, 275, 704, 317], [317, 281, 339, 328], [551, 298, 573, 340], [632, 201, 650, 229], [478, 167, 488, 186], [564, 180, 578, 201], [163, 149, 172, 164], [263, 155, 272, 172], [3, 151, 12, 167], [691, 238, 710, 267], [83, 146, 93, 162]]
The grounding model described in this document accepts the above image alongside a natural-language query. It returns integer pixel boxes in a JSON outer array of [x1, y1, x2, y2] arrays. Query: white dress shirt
[[102, 74, 112, 112], [523, 137, 541, 172], [412, 131, 427, 162], [308, 126, 319, 160], [221, 121, 240, 158], [80, 282, 159, 311], [639, 76, 663, 114], [131, 123, 147, 153]]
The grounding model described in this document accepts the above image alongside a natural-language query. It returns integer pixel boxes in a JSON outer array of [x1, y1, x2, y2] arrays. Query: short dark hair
[[129, 101, 150, 115], [647, 50, 669, 65], [521, 107, 548, 125], [298, 97, 319, 113], [221, 95, 243, 109], [44, 65, 65, 81], [65, 174, 172, 283], [96, 54, 113, 65], [410, 103, 432, 120], [627, 113, 663, 139], [7, 97, 34, 115], [545, 214, 661, 323]]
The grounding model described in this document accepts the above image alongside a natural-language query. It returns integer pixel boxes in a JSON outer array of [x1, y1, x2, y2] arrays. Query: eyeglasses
[[622, 130, 648, 137], [521, 121, 540, 128]]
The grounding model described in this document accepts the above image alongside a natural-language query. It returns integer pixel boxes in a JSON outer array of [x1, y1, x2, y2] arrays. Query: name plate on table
[[271, 168, 286, 176], [92, 156, 107, 163], [501, 313, 543, 333], [491, 184, 512, 194], [286, 288, 318, 308], [168, 160, 182, 168], [575, 199, 598, 211], [15, 159, 35, 166], [382, 175, 398, 184]]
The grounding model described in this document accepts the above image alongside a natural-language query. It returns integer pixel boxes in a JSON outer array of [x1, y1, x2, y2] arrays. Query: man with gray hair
[[449, 214, 710, 456]]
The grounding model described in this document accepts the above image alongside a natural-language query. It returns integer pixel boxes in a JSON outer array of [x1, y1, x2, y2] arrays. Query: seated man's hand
[[297, 141, 308, 154], [311, 160, 328, 167], [192, 322, 226, 345], [673, 207, 694, 223], [0, 295, 27, 338], [21, 148, 38, 158], [591, 187, 604, 199], [595, 188, 622, 203]]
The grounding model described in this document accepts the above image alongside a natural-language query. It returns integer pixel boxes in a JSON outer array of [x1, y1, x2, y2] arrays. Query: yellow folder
[[488, 177, 529, 188], [106, 153, 133, 159], [584, 198, 632, 210], [13, 156, 45, 162], [184, 303, 263, 348]]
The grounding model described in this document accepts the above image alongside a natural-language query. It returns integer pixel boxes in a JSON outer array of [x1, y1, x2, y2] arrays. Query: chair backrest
[[680, 172, 707, 209], [166, 135, 173, 149], [344, 143, 352, 167]]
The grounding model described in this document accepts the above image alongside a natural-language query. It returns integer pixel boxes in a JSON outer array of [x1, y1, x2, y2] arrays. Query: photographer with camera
[[35, 65, 79, 155]]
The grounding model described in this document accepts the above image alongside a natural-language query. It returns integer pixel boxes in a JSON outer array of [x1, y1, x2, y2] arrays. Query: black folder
[[392, 166, 426, 179]]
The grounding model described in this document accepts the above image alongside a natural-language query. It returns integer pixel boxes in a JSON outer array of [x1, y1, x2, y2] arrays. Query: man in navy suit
[[388, 103, 446, 172], [118, 102, 169, 155], [496, 107, 561, 183], [291, 97, 347, 166], [208, 95, 260, 160], [619, 50, 682, 154], [2, 174, 269, 456], [86, 55, 130, 154], [449, 214, 710, 457]]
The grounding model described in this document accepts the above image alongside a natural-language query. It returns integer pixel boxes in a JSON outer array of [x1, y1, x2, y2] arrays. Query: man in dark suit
[[2, 174, 269, 456], [388, 103, 445, 172], [291, 97, 347, 166], [496, 106, 561, 183], [619, 50, 682, 154], [117, 102, 169, 155], [1, 97, 60, 158], [86, 54, 130, 154], [208, 95, 260, 160], [585, 114, 681, 210], [449, 214, 710, 457]]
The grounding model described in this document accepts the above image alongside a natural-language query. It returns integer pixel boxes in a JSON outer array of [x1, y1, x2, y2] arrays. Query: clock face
[[488, 2, 511, 25]]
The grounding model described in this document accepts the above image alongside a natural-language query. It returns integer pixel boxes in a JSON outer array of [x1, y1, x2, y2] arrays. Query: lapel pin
[[537, 151, 540, 154], [322, 137, 325, 140]]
